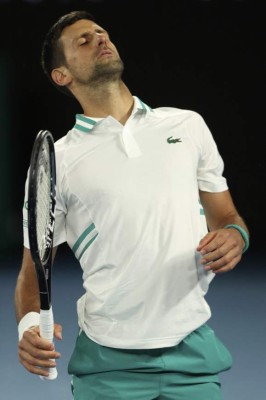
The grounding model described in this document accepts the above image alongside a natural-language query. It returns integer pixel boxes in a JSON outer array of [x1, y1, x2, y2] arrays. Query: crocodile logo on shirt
[[167, 136, 182, 144]]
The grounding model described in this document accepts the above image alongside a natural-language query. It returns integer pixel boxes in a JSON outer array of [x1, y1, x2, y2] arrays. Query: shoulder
[[153, 106, 205, 124], [53, 128, 77, 174], [53, 127, 91, 179], [150, 106, 209, 135], [54, 127, 79, 156]]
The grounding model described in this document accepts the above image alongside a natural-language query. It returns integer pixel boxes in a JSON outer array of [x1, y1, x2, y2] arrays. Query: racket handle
[[39, 307, 58, 380]]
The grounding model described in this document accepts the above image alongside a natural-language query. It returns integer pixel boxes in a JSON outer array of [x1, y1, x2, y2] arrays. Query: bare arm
[[15, 247, 61, 377], [199, 190, 248, 233], [15, 248, 40, 323], [198, 190, 249, 273]]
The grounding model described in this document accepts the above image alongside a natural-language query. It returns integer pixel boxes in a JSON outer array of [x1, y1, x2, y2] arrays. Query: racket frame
[[27, 130, 58, 380], [28, 130, 56, 310]]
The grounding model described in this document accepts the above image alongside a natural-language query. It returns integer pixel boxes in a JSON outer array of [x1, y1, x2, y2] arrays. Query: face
[[58, 19, 124, 87]]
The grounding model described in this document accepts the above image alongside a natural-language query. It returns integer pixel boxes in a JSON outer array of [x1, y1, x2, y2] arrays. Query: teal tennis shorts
[[68, 324, 232, 400]]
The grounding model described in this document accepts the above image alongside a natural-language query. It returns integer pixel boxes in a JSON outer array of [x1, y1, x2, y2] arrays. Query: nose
[[95, 32, 107, 46]]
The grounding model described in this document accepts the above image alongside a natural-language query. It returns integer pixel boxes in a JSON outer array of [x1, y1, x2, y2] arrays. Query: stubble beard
[[76, 58, 124, 89]]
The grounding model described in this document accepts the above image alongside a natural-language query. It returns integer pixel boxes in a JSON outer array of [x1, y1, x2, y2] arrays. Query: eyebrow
[[76, 32, 91, 40], [75, 28, 109, 41]]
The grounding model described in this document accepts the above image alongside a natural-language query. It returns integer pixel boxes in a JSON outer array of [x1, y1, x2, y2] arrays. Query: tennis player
[[15, 10, 249, 400]]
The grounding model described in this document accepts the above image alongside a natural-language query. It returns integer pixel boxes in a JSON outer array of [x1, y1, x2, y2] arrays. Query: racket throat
[[40, 291, 51, 310]]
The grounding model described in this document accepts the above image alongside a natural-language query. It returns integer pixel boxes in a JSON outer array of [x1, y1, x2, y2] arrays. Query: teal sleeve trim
[[224, 224, 249, 253]]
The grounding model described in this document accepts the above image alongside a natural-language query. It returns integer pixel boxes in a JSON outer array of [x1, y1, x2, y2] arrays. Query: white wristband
[[18, 312, 40, 341]]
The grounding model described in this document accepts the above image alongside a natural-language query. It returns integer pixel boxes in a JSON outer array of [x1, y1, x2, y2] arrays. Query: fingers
[[54, 323, 63, 340], [197, 229, 243, 274], [18, 327, 61, 377], [201, 249, 241, 274], [18, 350, 57, 377]]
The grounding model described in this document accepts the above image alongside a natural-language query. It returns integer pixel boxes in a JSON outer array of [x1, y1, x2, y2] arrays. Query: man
[[15, 10, 249, 400]]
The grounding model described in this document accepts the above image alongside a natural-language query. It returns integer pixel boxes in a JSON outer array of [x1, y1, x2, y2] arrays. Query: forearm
[[198, 190, 249, 273], [15, 274, 40, 323], [15, 249, 40, 323], [200, 190, 249, 235], [209, 211, 249, 235]]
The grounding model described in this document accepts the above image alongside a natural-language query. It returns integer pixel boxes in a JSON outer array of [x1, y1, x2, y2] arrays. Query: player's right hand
[[18, 323, 62, 377]]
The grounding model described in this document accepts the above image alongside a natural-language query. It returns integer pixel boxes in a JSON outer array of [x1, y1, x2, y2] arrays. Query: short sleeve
[[22, 168, 67, 249], [196, 115, 228, 192], [53, 181, 67, 247]]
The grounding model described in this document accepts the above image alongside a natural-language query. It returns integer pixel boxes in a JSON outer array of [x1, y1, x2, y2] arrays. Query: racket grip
[[39, 307, 58, 380]]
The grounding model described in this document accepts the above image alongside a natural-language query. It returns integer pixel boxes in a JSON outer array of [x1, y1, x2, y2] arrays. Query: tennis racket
[[28, 130, 57, 380]]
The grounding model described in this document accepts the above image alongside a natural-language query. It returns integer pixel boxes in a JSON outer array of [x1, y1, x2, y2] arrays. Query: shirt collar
[[74, 96, 153, 134]]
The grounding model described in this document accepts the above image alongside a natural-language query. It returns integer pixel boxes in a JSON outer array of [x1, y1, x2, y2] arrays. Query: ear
[[51, 67, 72, 87]]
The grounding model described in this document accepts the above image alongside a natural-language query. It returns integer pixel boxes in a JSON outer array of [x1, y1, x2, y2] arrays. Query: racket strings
[[36, 142, 53, 262]]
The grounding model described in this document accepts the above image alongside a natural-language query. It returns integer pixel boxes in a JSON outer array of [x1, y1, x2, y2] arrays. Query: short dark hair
[[41, 10, 96, 96]]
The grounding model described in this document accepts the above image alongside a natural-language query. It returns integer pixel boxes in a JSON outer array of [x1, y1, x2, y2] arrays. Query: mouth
[[98, 50, 113, 59]]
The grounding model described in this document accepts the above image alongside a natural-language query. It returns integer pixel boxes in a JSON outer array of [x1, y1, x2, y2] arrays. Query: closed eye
[[76, 33, 92, 46]]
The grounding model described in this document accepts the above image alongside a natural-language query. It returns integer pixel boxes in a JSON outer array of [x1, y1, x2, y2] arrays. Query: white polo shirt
[[23, 96, 228, 349]]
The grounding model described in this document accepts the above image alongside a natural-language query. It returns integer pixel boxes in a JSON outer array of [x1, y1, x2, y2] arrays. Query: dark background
[[0, 2, 265, 399], [0, 0, 265, 256]]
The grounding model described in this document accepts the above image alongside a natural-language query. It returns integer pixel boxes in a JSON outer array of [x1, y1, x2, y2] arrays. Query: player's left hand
[[197, 228, 245, 274]]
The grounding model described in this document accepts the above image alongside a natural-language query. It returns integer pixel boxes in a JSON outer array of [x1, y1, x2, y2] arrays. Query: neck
[[73, 81, 134, 125]]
